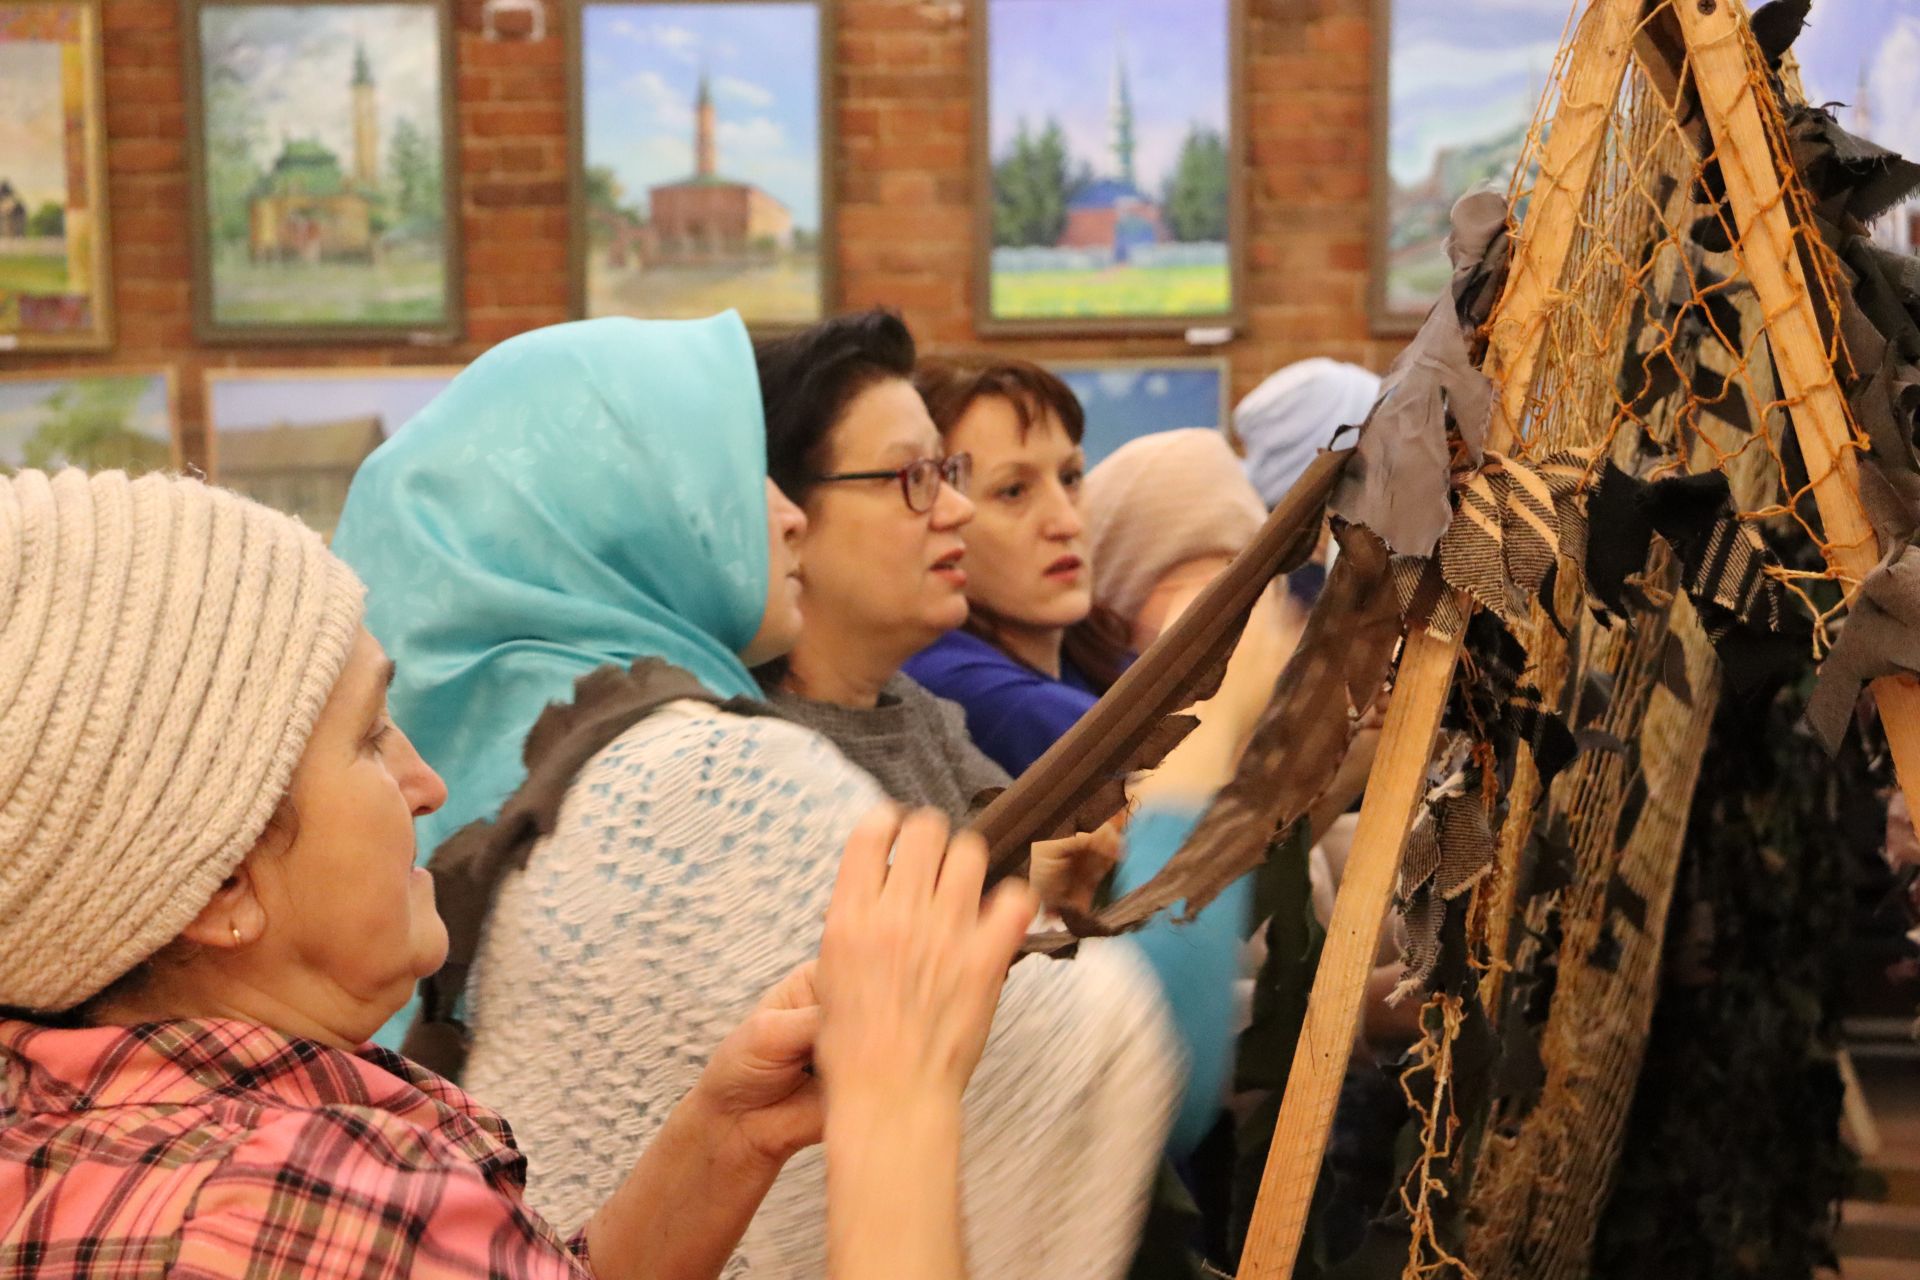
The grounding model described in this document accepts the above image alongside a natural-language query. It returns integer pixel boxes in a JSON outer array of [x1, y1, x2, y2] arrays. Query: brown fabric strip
[[974, 448, 1352, 883], [1024, 522, 1403, 949]]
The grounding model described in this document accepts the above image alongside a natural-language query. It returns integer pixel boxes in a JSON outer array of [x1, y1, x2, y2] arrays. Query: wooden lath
[[1238, 0, 1920, 1273]]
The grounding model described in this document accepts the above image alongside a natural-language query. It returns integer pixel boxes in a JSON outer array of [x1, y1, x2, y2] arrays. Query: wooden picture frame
[[971, 0, 1246, 337], [0, 365, 183, 472], [202, 362, 463, 538], [1368, 0, 1569, 334], [567, 0, 836, 331], [1048, 355, 1232, 466], [181, 0, 463, 345], [0, 0, 113, 352]]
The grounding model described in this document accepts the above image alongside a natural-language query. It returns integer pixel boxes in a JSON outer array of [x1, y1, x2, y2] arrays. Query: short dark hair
[[756, 309, 917, 504], [913, 354, 1085, 444]]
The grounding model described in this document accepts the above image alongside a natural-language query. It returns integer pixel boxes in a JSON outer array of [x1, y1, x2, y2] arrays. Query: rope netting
[[1366, 3, 1886, 1277]]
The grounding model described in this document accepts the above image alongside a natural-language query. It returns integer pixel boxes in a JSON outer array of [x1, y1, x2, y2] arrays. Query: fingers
[[741, 1004, 822, 1070], [882, 808, 951, 909], [758, 960, 818, 1013], [828, 804, 901, 922], [933, 829, 989, 935]]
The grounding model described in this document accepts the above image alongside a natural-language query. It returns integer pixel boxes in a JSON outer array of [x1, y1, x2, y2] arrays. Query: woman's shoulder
[[903, 630, 1048, 695], [553, 698, 886, 837]]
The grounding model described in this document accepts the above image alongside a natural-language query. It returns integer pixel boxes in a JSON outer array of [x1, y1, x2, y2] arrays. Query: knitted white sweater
[[463, 702, 1179, 1277]]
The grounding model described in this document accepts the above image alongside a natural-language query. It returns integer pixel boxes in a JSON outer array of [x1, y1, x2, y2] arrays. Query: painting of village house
[[576, 1, 828, 326], [0, 2, 111, 351], [206, 366, 459, 538], [980, 0, 1238, 330], [1373, 0, 1565, 329], [0, 368, 179, 474], [186, 2, 458, 340]]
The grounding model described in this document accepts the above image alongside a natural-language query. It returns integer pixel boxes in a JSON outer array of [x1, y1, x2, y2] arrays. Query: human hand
[[1197, 581, 1303, 734], [815, 806, 1038, 1116], [684, 962, 825, 1173], [1028, 822, 1122, 916]]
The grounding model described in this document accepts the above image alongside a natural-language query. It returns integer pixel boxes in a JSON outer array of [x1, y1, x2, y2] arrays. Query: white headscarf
[[1234, 358, 1381, 508]]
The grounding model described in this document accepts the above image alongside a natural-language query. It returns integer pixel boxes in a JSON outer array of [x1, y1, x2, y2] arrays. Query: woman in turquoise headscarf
[[333, 312, 1286, 1279]]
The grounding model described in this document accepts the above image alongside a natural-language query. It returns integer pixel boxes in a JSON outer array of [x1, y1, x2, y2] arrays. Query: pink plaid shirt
[[0, 1018, 592, 1278]]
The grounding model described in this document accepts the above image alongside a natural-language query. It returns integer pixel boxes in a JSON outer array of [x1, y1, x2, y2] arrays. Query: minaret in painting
[[1109, 32, 1136, 189], [351, 42, 379, 188], [695, 69, 717, 179]]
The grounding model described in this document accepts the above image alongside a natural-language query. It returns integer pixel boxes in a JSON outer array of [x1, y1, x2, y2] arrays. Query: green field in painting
[[211, 254, 446, 327], [990, 263, 1231, 320], [0, 254, 72, 295]]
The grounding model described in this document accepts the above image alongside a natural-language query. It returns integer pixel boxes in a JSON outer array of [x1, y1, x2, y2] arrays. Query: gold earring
[[230, 924, 242, 947]]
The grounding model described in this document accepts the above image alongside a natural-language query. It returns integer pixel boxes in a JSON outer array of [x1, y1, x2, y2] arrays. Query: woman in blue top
[[903, 354, 1133, 777], [331, 313, 1265, 1273]]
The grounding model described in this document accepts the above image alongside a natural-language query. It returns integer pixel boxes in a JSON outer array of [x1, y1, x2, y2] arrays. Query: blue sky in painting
[[209, 373, 457, 439], [1055, 363, 1225, 466], [1387, 0, 1572, 187], [584, 3, 821, 230], [1795, 0, 1920, 163], [988, 0, 1228, 194], [0, 374, 172, 465]]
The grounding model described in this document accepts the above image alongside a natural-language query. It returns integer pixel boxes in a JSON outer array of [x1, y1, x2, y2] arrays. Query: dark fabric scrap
[[1026, 521, 1404, 948], [1787, 104, 1920, 229], [1331, 189, 1510, 557], [1805, 548, 1920, 751], [1750, 0, 1812, 70]]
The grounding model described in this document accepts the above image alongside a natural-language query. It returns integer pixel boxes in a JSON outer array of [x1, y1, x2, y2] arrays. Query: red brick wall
[[7, 0, 1401, 466]]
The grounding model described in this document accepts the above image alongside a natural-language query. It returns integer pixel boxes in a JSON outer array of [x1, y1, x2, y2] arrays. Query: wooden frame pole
[[1670, 0, 1920, 805], [1234, 2, 1645, 1274]]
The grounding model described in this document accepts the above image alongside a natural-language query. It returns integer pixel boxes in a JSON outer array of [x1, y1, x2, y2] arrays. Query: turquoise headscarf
[[332, 313, 769, 863]]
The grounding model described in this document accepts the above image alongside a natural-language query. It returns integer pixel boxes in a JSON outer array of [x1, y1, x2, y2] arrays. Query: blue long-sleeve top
[[1111, 802, 1250, 1157], [903, 629, 1100, 776]]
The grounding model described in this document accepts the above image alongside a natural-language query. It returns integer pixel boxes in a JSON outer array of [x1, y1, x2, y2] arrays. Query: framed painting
[[1370, 0, 1569, 333], [182, 0, 461, 344], [0, 367, 181, 474], [204, 364, 461, 538], [1794, 0, 1920, 255], [1050, 357, 1230, 467], [0, 1, 111, 352], [570, 0, 833, 328], [974, 0, 1245, 336]]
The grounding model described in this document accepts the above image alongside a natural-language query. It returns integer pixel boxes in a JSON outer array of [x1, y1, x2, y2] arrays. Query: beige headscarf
[[0, 469, 364, 1011], [1083, 428, 1268, 626]]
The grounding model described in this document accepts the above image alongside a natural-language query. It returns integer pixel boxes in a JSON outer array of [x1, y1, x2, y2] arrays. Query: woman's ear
[[178, 859, 271, 952]]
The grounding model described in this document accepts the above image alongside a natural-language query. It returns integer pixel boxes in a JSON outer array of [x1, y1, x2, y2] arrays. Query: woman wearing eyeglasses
[[333, 312, 1187, 1280], [752, 311, 1006, 829], [755, 314, 1277, 1168]]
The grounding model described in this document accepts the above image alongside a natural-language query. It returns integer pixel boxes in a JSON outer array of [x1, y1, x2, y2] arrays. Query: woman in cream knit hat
[[0, 466, 1035, 1279]]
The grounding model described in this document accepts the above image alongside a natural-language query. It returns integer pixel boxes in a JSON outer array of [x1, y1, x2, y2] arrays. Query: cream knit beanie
[[1083, 428, 1268, 626], [0, 469, 364, 1012]]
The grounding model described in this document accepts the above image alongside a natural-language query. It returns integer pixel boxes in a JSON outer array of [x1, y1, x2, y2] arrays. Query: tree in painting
[[197, 4, 448, 329], [987, 0, 1232, 322], [0, 374, 172, 475]]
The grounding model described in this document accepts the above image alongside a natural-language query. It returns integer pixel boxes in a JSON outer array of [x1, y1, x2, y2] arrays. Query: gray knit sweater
[[765, 674, 1011, 823]]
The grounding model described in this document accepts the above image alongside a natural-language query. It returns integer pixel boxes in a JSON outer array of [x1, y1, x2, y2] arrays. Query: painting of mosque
[[981, 0, 1238, 329], [0, 2, 111, 351], [186, 2, 457, 338], [576, 1, 827, 326]]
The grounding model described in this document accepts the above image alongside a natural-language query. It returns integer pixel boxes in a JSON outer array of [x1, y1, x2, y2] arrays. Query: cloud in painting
[[583, 3, 821, 230]]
